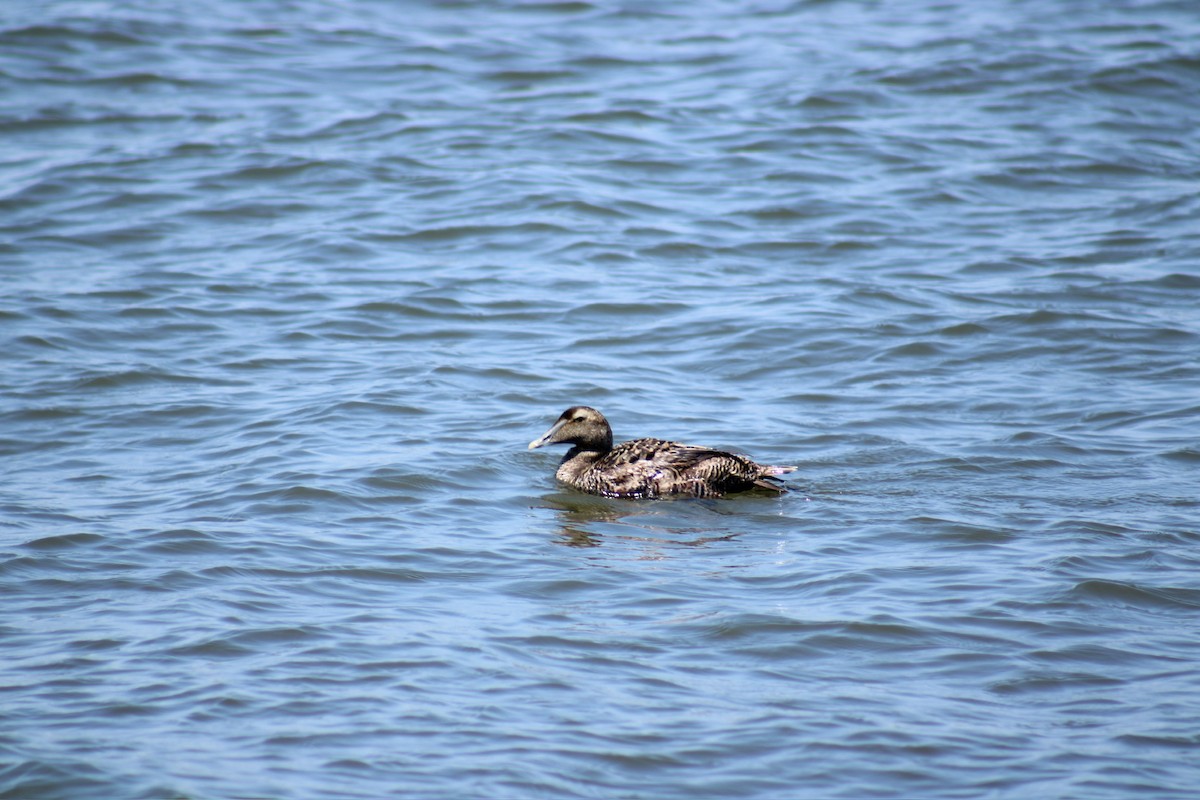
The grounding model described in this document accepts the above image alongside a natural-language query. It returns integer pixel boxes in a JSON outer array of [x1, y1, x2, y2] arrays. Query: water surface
[[3, 1, 1200, 798]]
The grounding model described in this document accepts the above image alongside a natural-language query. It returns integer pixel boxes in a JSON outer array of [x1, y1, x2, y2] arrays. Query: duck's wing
[[598, 440, 782, 497], [579, 439, 685, 497], [671, 448, 786, 495]]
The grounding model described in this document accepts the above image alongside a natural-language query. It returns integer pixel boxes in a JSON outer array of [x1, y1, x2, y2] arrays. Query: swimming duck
[[528, 406, 796, 499]]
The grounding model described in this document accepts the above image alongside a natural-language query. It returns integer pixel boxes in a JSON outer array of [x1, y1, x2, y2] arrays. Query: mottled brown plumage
[[528, 406, 796, 499]]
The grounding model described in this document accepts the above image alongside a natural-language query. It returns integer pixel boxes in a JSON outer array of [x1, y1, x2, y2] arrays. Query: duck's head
[[528, 406, 613, 452]]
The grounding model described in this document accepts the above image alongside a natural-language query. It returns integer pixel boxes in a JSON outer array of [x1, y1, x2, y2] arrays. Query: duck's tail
[[751, 464, 797, 493]]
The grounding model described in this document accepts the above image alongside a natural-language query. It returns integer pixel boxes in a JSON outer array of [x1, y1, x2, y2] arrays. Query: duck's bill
[[527, 419, 566, 450]]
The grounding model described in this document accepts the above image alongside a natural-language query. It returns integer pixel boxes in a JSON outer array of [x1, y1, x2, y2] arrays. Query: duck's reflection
[[536, 491, 741, 548]]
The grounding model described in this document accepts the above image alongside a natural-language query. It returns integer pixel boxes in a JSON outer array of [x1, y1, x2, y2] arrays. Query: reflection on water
[[540, 491, 756, 548]]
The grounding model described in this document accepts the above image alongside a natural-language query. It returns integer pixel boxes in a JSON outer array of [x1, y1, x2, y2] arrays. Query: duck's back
[[566, 438, 785, 499]]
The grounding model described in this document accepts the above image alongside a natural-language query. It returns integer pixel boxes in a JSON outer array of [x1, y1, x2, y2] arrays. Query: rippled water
[[4, 1, 1200, 797]]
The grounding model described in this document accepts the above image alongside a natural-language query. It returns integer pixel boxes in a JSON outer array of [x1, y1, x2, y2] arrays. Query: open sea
[[3, 1, 1200, 798]]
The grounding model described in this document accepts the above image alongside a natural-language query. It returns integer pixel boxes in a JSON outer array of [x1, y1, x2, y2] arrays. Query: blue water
[[3, 1, 1200, 798]]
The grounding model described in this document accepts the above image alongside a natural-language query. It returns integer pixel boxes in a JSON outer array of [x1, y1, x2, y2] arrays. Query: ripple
[[21, 532, 106, 551], [1073, 580, 1200, 611], [72, 369, 236, 389]]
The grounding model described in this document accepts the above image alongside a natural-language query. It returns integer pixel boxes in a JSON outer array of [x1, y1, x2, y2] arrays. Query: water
[[3, 1, 1200, 797]]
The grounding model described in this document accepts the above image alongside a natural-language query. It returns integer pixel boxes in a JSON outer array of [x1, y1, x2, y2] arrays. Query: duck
[[528, 406, 796, 499]]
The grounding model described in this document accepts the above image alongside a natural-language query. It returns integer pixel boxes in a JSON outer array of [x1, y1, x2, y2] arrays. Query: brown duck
[[528, 406, 796, 499]]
